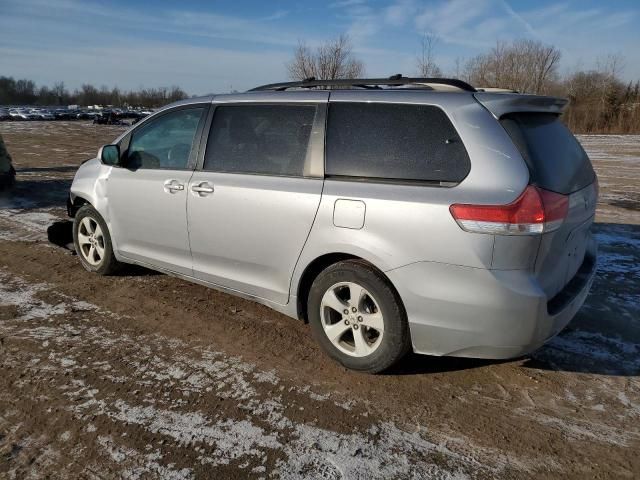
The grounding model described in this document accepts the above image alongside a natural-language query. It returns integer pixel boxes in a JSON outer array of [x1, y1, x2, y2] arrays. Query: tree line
[[288, 35, 640, 134], [3, 35, 638, 133], [0, 77, 188, 109]]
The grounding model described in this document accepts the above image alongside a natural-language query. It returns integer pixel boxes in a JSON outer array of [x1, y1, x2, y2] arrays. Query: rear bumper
[[387, 238, 597, 359]]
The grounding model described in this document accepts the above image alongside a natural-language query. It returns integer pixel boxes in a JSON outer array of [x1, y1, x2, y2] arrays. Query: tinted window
[[127, 107, 205, 170], [326, 103, 470, 183], [500, 113, 595, 194], [204, 105, 316, 176]]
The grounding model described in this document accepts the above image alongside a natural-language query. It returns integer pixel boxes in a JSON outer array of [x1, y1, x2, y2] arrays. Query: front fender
[[69, 158, 119, 255], [70, 158, 111, 217]]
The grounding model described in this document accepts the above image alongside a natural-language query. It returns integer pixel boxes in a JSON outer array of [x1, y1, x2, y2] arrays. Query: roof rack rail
[[249, 75, 476, 92]]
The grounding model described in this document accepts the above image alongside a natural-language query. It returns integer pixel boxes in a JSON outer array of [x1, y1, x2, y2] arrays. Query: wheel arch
[[69, 193, 120, 260], [295, 252, 403, 323], [68, 194, 91, 217]]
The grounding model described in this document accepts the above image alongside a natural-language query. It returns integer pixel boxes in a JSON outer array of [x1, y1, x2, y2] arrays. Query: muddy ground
[[0, 122, 638, 479]]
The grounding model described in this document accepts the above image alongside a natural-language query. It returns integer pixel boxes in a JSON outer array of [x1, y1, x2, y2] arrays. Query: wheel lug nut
[[353, 324, 359, 330], [343, 309, 349, 315], [358, 316, 363, 322], [352, 307, 357, 313], [344, 319, 349, 325]]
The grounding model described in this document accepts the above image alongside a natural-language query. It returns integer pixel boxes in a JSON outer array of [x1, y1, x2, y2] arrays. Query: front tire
[[308, 260, 411, 373], [73, 205, 121, 275]]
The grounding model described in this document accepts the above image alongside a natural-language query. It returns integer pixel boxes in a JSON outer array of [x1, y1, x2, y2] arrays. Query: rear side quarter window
[[325, 103, 470, 184]]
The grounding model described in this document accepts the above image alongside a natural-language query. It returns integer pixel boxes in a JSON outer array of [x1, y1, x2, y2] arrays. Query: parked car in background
[[30, 109, 55, 120], [93, 111, 127, 125], [9, 109, 33, 120], [74, 110, 94, 120], [0, 106, 156, 122], [54, 109, 75, 120], [67, 76, 598, 373]]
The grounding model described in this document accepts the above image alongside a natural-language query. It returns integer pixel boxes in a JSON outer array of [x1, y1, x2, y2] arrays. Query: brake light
[[450, 186, 568, 235]]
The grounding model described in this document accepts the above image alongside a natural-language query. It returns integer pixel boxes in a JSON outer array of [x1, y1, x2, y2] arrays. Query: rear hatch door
[[497, 111, 597, 299]]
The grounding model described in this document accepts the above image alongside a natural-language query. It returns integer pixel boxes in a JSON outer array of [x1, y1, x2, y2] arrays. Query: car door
[[187, 95, 327, 304], [107, 104, 208, 275]]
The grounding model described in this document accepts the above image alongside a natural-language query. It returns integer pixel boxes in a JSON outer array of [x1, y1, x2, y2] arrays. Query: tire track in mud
[[0, 269, 503, 479]]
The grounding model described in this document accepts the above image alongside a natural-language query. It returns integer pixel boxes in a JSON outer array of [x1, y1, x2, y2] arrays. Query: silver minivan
[[68, 77, 598, 373]]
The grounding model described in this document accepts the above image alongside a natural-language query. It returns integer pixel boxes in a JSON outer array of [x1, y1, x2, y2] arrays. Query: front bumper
[[67, 192, 82, 218], [387, 239, 598, 359]]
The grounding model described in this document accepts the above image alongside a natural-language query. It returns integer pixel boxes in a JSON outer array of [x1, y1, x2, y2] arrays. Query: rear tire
[[307, 260, 411, 373], [73, 205, 122, 275]]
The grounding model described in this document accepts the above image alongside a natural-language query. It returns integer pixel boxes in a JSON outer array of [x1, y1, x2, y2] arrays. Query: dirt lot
[[0, 121, 638, 479]]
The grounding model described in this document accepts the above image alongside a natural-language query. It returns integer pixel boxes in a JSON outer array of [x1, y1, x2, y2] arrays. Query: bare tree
[[464, 39, 561, 94], [596, 53, 625, 80], [52, 82, 66, 103], [453, 57, 463, 79], [287, 34, 365, 81], [563, 55, 629, 133], [416, 33, 442, 77]]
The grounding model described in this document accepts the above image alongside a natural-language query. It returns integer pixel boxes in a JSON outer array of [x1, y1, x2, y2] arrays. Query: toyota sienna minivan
[[68, 76, 598, 373]]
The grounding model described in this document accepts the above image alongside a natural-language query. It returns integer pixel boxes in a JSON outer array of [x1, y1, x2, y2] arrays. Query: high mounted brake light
[[450, 186, 569, 235]]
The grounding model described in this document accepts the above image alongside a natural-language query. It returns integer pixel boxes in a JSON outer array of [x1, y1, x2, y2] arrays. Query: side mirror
[[99, 144, 120, 166]]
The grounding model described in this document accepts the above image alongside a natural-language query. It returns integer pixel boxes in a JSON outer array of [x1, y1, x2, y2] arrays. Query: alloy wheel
[[77, 217, 105, 266], [320, 282, 384, 357]]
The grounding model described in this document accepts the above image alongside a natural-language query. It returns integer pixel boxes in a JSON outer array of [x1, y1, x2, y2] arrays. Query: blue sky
[[1, 0, 639, 94]]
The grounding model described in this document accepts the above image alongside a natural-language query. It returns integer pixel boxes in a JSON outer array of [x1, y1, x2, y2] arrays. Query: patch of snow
[[0, 209, 61, 241], [60, 358, 77, 368], [108, 400, 279, 466], [0, 269, 66, 320], [253, 369, 279, 385]]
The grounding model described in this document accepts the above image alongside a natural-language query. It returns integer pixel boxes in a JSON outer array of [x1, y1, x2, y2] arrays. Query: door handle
[[191, 182, 214, 196], [163, 180, 184, 194]]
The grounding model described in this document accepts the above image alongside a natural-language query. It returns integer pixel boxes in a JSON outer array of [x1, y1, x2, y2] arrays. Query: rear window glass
[[326, 103, 470, 183], [500, 113, 595, 194]]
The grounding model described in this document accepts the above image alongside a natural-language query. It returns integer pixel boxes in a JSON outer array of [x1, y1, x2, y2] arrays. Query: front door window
[[127, 107, 205, 170]]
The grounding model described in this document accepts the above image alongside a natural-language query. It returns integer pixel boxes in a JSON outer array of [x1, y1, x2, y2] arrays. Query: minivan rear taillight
[[450, 186, 569, 235]]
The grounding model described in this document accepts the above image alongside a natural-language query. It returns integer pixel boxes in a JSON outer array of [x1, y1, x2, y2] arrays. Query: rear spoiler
[[474, 93, 568, 118]]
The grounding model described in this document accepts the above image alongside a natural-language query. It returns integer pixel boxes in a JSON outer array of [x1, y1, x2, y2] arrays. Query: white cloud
[[1, 0, 308, 49], [415, 0, 495, 47], [330, 0, 368, 8], [500, 0, 537, 37], [384, 0, 418, 27]]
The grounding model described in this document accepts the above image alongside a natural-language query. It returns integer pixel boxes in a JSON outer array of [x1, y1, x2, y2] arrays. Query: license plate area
[[563, 219, 593, 285]]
